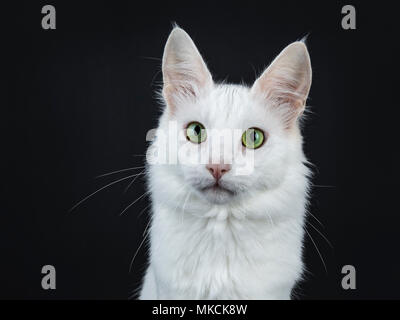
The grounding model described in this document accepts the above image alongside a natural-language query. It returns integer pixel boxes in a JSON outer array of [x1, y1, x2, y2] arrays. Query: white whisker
[[307, 211, 324, 228], [138, 202, 152, 218], [307, 221, 333, 248], [266, 212, 275, 228], [138, 56, 162, 61], [120, 191, 151, 216], [180, 191, 191, 225], [305, 228, 327, 273], [124, 170, 146, 193], [96, 166, 145, 178], [129, 219, 152, 273], [69, 173, 138, 212], [312, 184, 335, 188]]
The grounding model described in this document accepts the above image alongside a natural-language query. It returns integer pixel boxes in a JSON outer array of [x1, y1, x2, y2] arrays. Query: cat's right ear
[[251, 41, 312, 129], [162, 27, 213, 111]]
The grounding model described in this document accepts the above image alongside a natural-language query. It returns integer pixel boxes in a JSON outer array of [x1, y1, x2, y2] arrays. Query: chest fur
[[150, 206, 304, 299]]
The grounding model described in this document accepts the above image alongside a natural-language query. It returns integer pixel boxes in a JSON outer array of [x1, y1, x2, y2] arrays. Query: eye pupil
[[194, 125, 201, 135], [251, 131, 257, 142]]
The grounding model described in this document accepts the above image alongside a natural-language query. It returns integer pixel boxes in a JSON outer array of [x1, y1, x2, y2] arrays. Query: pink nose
[[206, 164, 231, 181]]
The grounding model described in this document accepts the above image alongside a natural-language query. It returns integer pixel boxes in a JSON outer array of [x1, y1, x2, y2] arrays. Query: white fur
[[140, 27, 312, 300]]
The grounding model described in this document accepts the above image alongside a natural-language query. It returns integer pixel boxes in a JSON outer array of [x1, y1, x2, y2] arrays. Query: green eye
[[242, 128, 265, 149], [186, 122, 207, 144]]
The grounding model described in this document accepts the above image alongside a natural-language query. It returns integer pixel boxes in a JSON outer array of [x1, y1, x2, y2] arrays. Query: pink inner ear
[[251, 42, 311, 128], [163, 62, 213, 115], [252, 50, 311, 128], [162, 28, 213, 114], [163, 81, 197, 114], [252, 72, 306, 129]]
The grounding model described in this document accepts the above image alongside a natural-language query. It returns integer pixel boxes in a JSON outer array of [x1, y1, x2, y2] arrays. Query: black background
[[3, 0, 399, 299]]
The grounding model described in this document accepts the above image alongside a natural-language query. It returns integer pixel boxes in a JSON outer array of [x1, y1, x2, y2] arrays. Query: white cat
[[140, 27, 312, 300]]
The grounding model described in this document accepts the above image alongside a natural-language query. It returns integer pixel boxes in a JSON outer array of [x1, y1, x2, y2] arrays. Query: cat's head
[[154, 27, 311, 205]]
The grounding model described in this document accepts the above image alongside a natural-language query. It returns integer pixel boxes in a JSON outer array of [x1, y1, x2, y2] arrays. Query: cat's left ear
[[251, 41, 312, 128], [162, 27, 213, 111]]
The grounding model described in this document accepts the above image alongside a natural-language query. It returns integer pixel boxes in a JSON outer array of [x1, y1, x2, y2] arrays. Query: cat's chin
[[199, 184, 236, 204]]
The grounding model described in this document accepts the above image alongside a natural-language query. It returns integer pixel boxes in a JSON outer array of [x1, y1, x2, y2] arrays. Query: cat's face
[[158, 27, 311, 205], [164, 85, 293, 205]]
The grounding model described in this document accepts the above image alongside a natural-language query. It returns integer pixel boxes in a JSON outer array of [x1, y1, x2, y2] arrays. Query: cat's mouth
[[201, 183, 235, 195], [199, 182, 236, 204]]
